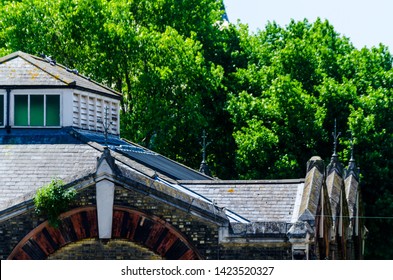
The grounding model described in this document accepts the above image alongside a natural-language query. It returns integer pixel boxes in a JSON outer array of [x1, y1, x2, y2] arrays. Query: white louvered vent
[[80, 95, 88, 129], [72, 92, 119, 134], [73, 93, 80, 127], [88, 97, 96, 130]]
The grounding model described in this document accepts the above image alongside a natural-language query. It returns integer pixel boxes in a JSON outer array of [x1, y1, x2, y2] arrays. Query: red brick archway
[[8, 206, 202, 260]]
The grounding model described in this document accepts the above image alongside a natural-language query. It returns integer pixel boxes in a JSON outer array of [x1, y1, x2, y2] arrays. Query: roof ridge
[[179, 178, 305, 184], [28, 52, 122, 97], [0, 51, 121, 97]]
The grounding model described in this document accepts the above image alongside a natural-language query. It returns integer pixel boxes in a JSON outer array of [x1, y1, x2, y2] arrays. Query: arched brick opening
[[47, 239, 163, 260], [8, 206, 202, 260]]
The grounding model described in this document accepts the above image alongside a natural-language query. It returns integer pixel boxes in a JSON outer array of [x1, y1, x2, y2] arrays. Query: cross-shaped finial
[[200, 130, 211, 163], [332, 119, 341, 156], [98, 106, 112, 147]]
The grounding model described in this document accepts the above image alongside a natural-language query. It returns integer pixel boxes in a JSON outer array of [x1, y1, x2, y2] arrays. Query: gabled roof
[[0, 51, 121, 99], [179, 179, 305, 223], [72, 129, 212, 181], [0, 129, 101, 210], [0, 128, 305, 225], [0, 128, 212, 211]]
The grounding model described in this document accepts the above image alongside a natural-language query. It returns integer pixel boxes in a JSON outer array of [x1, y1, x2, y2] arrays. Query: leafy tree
[[2, 1, 393, 259], [120, 27, 224, 167], [225, 19, 393, 258], [0, 0, 227, 170]]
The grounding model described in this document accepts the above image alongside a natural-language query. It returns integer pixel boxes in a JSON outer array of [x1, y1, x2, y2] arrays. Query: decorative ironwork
[[200, 130, 211, 163], [332, 119, 341, 156], [98, 106, 112, 147]]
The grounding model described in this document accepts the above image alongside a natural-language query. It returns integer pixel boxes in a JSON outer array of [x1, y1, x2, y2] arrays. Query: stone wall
[[219, 243, 292, 260]]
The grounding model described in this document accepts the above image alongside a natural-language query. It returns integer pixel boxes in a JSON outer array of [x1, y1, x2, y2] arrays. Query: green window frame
[[14, 94, 60, 127], [0, 94, 4, 127]]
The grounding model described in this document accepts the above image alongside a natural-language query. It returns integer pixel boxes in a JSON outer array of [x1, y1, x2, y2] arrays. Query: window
[[0, 94, 4, 126], [14, 94, 60, 126]]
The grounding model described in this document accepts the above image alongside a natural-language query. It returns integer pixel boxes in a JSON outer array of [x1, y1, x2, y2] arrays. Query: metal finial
[[98, 106, 112, 147], [332, 119, 341, 156], [200, 130, 211, 163]]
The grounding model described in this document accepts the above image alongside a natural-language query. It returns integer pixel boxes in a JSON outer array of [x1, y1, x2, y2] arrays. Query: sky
[[224, 0, 393, 51]]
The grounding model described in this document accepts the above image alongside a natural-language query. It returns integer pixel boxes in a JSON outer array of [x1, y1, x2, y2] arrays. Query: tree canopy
[[1, 0, 393, 259]]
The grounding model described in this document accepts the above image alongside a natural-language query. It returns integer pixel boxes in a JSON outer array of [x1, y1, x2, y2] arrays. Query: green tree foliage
[[0, 0, 227, 169], [1, 1, 393, 259], [227, 19, 393, 258]]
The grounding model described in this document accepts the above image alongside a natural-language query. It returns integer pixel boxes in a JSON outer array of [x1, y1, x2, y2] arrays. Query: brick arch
[[8, 206, 202, 260]]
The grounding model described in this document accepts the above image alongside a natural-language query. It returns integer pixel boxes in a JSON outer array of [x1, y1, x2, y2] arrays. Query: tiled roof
[[0, 131, 101, 210], [0, 128, 305, 223], [0, 56, 65, 86], [72, 129, 212, 181], [0, 128, 212, 210], [0, 51, 121, 98], [179, 180, 305, 223]]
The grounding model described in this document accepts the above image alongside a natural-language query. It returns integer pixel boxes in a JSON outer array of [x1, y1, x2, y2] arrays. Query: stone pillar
[[287, 221, 314, 260], [96, 148, 115, 239]]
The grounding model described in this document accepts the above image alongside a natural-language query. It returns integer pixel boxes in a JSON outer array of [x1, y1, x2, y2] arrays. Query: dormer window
[[13, 94, 60, 127], [0, 94, 4, 127], [1, 51, 122, 133]]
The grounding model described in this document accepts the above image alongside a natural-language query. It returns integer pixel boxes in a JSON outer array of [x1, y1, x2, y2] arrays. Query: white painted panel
[[62, 89, 74, 127]]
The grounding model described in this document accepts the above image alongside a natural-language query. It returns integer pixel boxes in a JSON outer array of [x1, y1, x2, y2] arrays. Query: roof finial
[[200, 130, 211, 163], [98, 106, 112, 147], [345, 133, 359, 179], [199, 130, 212, 176], [327, 119, 343, 175], [332, 119, 341, 157]]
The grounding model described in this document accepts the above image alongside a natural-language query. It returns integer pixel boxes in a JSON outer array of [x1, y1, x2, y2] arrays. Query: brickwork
[[0, 180, 296, 260], [0, 168, 362, 260], [48, 239, 162, 260], [113, 185, 220, 260], [0, 183, 221, 260], [0, 209, 44, 259]]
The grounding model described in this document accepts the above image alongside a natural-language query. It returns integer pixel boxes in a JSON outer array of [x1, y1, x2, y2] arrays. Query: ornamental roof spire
[[327, 119, 344, 175], [345, 134, 359, 179], [199, 130, 212, 177]]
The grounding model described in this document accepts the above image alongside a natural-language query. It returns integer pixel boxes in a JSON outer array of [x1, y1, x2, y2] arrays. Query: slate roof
[[71, 129, 212, 181], [179, 180, 305, 223], [0, 128, 211, 210], [0, 127, 305, 223], [0, 129, 101, 210], [0, 51, 121, 99]]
